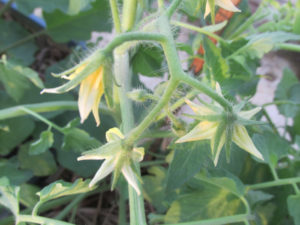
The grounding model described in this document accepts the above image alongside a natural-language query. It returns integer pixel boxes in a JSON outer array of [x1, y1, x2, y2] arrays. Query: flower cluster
[[78, 128, 144, 195], [176, 84, 264, 166]]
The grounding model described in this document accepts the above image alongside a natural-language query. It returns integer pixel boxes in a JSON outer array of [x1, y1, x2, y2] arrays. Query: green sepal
[[225, 122, 234, 163], [237, 117, 267, 126], [208, 0, 215, 24], [182, 113, 223, 122], [111, 153, 125, 191], [79, 141, 121, 160], [212, 121, 226, 158], [103, 59, 114, 109]]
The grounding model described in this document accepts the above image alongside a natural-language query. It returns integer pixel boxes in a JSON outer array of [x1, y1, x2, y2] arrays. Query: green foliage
[[0, 117, 35, 156], [275, 68, 300, 117], [44, 0, 111, 42], [166, 141, 213, 192], [0, 20, 37, 66], [29, 130, 54, 155], [37, 179, 93, 202], [203, 37, 230, 83], [164, 179, 244, 223], [287, 194, 300, 225], [132, 45, 165, 77], [18, 144, 57, 176], [252, 132, 290, 167], [0, 0, 300, 224], [0, 177, 20, 217]]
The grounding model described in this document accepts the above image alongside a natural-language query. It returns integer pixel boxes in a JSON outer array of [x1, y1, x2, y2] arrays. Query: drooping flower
[[42, 55, 106, 126], [204, 0, 240, 18], [66, 64, 104, 126], [78, 128, 144, 195], [176, 84, 263, 166]]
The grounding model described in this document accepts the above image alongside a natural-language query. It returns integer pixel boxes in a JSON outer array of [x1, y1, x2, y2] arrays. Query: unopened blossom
[[204, 0, 240, 18]]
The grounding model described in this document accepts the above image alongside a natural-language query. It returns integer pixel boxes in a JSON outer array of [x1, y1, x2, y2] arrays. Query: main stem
[[114, 50, 147, 225]]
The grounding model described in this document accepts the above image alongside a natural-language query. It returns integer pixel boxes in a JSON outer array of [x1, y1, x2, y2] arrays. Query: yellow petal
[[132, 147, 145, 162], [92, 79, 104, 126], [89, 157, 115, 187], [232, 125, 264, 160], [211, 132, 226, 166], [216, 0, 240, 13], [176, 121, 218, 143], [78, 66, 103, 124], [239, 107, 261, 120], [106, 127, 124, 142], [185, 99, 214, 116], [204, 1, 211, 18], [64, 64, 86, 80]]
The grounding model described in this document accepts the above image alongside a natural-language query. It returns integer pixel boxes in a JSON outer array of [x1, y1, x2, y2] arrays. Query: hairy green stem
[[277, 43, 300, 53], [166, 0, 183, 18], [171, 214, 254, 225], [171, 20, 225, 42], [122, 0, 137, 31], [0, 101, 111, 121], [262, 100, 300, 107], [17, 215, 74, 225], [246, 177, 300, 190], [54, 194, 86, 220], [103, 32, 166, 54], [269, 165, 279, 181], [114, 48, 147, 224], [109, 0, 122, 33], [261, 108, 280, 136], [20, 107, 64, 133], [126, 79, 179, 146], [180, 74, 233, 111]]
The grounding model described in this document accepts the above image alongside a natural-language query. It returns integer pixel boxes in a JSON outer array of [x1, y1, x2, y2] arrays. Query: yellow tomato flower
[[78, 128, 144, 195], [204, 0, 240, 18], [176, 85, 263, 166], [64, 64, 104, 126]]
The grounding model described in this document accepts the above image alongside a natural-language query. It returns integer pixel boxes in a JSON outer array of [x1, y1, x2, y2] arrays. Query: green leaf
[[29, 130, 54, 155], [16, 0, 93, 15], [242, 32, 300, 59], [0, 117, 35, 156], [44, 0, 111, 42], [195, 169, 245, 197], [0, 159, 33, 185], [62, 122, 101, 153], [57, 147, 101, 178], [0, 177, 20, 217], [164, 180, 244, 223], [275, 68, 300, 117], [166, 141, 213, 192], [132, 45, 165, 77], [18, 144, 57, 176], [203, 37, 230, 83], [37, 178, 93, 203], [19, 183, 39, 208], [0, 59, 43, 101], [252, 132, 290, 167], [143, 166, 169, 213], [0, 20, 37, 66], [179, 0, 204, 20], [287, 194, 300, 225], [246, 190, 273, 207]]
